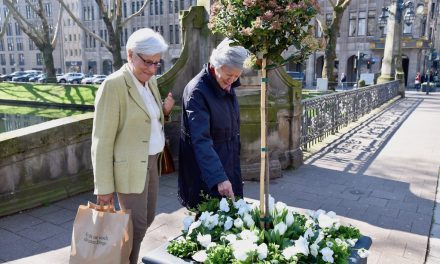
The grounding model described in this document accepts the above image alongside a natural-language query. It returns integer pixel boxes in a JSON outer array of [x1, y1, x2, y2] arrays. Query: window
[[123, 2, 127, 17], [169, 25, 174, 44], [169, 0, 173, 13], [175, 24, 180, 44], [6, 23, 12, 36], [150, 0, 153, 15], [180, 0, 184, 10], [26, 5, 31, 18], [131, 1, 136, 14], [367, 11, 375, 36], [9, 54, 14, 65], [154, 0, 158, 14], [357, 11, 366, 36], [125, 28, 128, 44], [44, 3, 52, 17], [29, 39, 35, 50], [16, 38, 23, 51], [0, 40, 4, 51], [174, 0, 178, 13], [74, 34, 77, 41], [0, 54, 6, 65], [349, 12, 357, 36], [7, 38, 13, 51], [160, 0, 163, 14], [36, 53, 43, 65], [315, 21, 322, 37], [18, 53, 24, 65]]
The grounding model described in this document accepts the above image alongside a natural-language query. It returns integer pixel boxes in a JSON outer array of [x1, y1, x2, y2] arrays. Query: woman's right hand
[[97, 193, 114, 205]]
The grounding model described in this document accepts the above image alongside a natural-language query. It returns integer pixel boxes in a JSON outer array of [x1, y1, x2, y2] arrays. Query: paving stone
[[428, 238, 440, 258], [0, 228, 22, 247], [0, 213, 43, 233], [387, 200, 418, 212], [37, 208, 76, 225], [17, 222, 67, 242], [26, 204, 63, 218], [431, 224, 440, 238], [426, 255, 440, 264], [358, 196, 388, 207], [411, 221, 432, 236], [371, 189, 405, 201], [39, 229, 72, 250], [0, 237, 49, 262]]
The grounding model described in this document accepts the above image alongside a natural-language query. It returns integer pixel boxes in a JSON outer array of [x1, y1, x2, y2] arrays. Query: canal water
[[0, 113, 52, 133]]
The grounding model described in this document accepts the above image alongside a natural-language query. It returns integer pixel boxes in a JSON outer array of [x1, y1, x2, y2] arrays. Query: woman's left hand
[[163, 92, 175, 116]]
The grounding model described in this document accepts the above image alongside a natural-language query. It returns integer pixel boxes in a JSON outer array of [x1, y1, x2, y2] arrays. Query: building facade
[[291, 0, 437, 88], [0, 0, 195, 75]]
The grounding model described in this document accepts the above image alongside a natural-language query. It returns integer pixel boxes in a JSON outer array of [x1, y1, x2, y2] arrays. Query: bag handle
[[88, 201, 116, 213]]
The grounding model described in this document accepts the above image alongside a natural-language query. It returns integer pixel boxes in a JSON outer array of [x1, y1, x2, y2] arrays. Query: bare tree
[[3, 0, 63, 83], [316, 0, 352, 90], [56, 0, 150, 71], [0, 10, 12, 39]]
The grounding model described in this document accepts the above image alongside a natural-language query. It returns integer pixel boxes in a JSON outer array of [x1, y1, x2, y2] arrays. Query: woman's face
[[214, 65, 243, 90], [129, 51, 161, 84]]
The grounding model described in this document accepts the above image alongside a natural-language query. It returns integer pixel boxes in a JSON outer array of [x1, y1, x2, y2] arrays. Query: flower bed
[[143, 196, 370, 263]]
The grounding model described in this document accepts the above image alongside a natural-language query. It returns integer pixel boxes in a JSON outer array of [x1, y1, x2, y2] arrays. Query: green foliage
[[167, 237, 199, 258], [209, 0, 320, 65], [206, 244, 234, 263]]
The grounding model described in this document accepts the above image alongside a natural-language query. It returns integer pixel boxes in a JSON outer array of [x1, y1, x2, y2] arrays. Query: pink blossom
[[243, 0, 256, 7], [262, 11, 274, 20], [241, 27, 253, 36]]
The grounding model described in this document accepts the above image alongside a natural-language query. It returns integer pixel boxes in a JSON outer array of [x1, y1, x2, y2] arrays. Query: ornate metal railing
[[301, 81, 399, 150]]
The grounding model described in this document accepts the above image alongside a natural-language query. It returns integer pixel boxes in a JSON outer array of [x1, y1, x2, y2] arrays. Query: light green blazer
[[91, 64, 165, 195]]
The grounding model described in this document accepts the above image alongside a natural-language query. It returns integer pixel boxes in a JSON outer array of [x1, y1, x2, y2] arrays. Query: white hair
[[210, 38, 248, 70], [126, 28, 168, 55]]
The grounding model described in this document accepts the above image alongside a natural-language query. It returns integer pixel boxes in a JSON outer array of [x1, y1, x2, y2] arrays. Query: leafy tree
[[3, 0, 63, 83], [316, 0, 352, 90], [56, 0, 150, 71]]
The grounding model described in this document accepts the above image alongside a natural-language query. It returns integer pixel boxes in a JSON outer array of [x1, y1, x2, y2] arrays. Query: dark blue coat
[[178, 64, 243, 208]]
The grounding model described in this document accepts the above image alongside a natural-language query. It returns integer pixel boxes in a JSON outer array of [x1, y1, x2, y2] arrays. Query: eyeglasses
[[136, 53, 161, 68]]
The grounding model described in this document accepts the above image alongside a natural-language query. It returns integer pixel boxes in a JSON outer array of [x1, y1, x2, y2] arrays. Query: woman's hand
[[163, 92, 175, 116], [97, 193, 114, 205], [217, 180, 235, 200]]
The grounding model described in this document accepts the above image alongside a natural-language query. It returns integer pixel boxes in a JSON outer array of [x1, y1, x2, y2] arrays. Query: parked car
[[1, 71, 26, 81], [92, 76, 107, 84], [37, 73, 63, 83], [81, 74, 107, 84], [12, 70, 42, 82], [29, 73, 45, 82], [58, 72, 85, 84]]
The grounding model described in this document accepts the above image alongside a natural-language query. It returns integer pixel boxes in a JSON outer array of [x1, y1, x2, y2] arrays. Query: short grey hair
[[126, 28, 168, 55], [210, 38, 248, 70]]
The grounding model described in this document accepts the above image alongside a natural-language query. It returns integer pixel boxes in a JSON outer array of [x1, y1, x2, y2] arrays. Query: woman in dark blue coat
[[178, 39, 249, 208]]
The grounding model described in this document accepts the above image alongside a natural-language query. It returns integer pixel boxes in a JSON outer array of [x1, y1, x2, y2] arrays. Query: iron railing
[[300, 81, 399, 150]]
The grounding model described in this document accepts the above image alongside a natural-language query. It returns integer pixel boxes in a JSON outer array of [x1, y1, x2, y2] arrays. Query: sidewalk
[[1, 91, 439, 264]]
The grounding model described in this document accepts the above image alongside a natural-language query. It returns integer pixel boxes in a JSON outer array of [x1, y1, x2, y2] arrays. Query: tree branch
[[55, 0, 112, 50], [121, 0, 150, 27], [0, 10, 11, 39], [51, 3, 64, 48]]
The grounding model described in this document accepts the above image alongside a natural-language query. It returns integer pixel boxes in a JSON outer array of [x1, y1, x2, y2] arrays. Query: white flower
[[192, 250, 207, 262], [219, 198, 230, 212], [197, 233, 212, 248], [224, 234, 237, 243], [315, 230, 325, 244], [257, 243, 268, 260], [240, 230, 259, 243], [199, 211, 212, 222], [237, 203, 251, 216], [183, 216, 193, 231], [358, 248, 370, 258], [274, 222, 287, 235], [207, 242, 217, 249], [275, 201, 287, 213], [233, 198, 247, 209], [305, 219, 315, 228], [243, 213, 255, 228], [234, 218, 243, 228], [294, 236, 309, 256], [187, 220, 201, 235], [320, 247, 334, 263], [231, 239, 258, 261], [203, 214, 219, 230], [347, 238, 358, 247], [318, 213, 335, 229], [224, 216, 233, 231], [309, 209, 325, 219], [327, 211, 337, 218], [326, 241, 334, 248], [310, 243, 319, 257], [282, 245, 299, 260], [285, 211, 295, 227], [304, 227, 314, 240]]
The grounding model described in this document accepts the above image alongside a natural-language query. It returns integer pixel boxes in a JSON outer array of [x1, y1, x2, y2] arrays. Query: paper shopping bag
[[69, 202, 133, 264]]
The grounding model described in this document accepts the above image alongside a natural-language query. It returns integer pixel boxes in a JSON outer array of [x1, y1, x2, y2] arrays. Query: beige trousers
[[117, 154, 159, 264]]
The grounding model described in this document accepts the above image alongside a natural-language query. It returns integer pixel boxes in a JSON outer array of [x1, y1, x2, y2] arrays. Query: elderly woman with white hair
[[91, 28, 174, 263], [178, 38, 249, 208]]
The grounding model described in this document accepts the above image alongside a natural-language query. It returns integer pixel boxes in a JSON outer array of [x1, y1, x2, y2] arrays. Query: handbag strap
[[88, 201, 116, 213]]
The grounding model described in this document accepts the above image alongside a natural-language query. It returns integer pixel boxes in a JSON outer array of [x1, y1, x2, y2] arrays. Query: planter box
[[142, 236, 372, 264]]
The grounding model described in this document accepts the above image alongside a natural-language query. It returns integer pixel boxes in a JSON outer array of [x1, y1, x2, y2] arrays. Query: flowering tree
[[209, 0, 320, 225]]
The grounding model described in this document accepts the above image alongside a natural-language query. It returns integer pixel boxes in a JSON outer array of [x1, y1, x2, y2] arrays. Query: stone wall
[[0, 113, 94, 216]]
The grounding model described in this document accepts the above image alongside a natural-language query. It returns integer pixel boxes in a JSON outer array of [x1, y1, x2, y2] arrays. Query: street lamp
[[377, 0, 415, 98]]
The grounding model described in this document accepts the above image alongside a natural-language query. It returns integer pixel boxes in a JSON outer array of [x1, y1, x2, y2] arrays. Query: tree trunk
[[323, 11, 342, 91], [41, 44, 57, 83]]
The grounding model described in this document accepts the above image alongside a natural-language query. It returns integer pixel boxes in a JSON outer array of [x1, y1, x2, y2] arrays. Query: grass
[[0, 82, 96, 118], [0, 82, 97, 105]]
